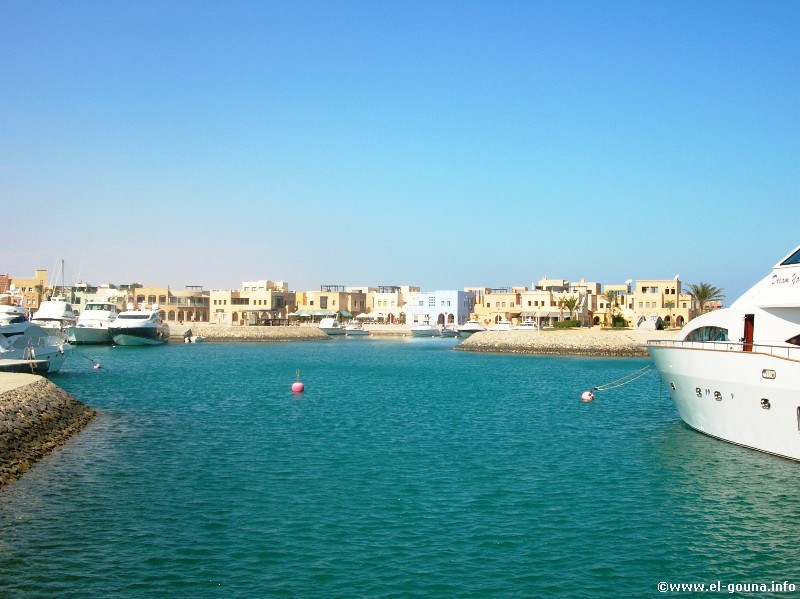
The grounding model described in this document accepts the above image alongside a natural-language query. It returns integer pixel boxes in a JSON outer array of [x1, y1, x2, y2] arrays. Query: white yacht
[[71, 301, 120, 345], [458, 320, 487, 338], [648, 244, 800, 461], [319, 317, 345, 336], [0, 301, 72, 373], [108, 306, 170, 346], [31, 297, 77, 332]]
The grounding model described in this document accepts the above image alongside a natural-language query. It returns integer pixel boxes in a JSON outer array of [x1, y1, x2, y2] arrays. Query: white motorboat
[[345, 322, 370, 336], [513, 318, 539, 331], [109, 306, 170, 346], [71, 301, 120, 345], [410, 324, 440, 337], [31, 297, 77, 332], [648, 243, 800, 461], [319, 317, 345, 336], [489, 318, 512, 331], [0, 301, 72, 373], [440, 326, 458, 338], [458, 320, 487, 338]]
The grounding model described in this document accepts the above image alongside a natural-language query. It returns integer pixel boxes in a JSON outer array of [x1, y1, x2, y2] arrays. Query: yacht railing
[[647, 339, 800, 362]]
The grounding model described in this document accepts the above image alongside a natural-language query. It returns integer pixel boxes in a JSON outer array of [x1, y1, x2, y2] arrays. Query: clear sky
[[2, 1, 798, 301]]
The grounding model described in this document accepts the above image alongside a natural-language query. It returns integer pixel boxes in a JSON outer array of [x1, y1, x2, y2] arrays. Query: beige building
[[516, 277, 597, 327], [362, 285, 419, 322], [470, 287, 524, 325], [293, 285, 366, 321], [211, 280, 293, 325], [131, 285, 210, 324], [9, 269, 48, 312], [630, 278, 694, 329]]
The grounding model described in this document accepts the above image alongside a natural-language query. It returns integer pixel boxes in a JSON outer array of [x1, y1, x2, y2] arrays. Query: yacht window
[[685, 326, 729, 342], [118, 314, 149, 320], [786, 334, 800, 346], [780, 247, 800, 265]]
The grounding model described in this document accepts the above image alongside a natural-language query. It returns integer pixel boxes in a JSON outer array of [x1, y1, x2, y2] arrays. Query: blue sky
[[2, 1, 798, 301]]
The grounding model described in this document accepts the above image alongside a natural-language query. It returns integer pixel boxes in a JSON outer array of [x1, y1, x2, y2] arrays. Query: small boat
[[648, 243, 800, 461], [513, 318, 539, 331], [410, 324, 440, 337], [440, 326, 458, 338], [108, 306, 170, 346], [319, 317, 346, 336], [344, 322, 370, 336], [183, 328, 205, 343], [458, 320, 487, 338], [0, 301, 72, 373], [31, 297, 77, 332], [71, 301, 120, 345]]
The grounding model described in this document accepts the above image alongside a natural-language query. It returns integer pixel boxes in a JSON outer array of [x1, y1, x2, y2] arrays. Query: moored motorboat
[[458, 320, 487, 338], [0, 301, 72, 373], [319, 317, 345, 336], [489, 318, 512, 331], [513, 318, 539, 331], [648, 243, 800, 461], [344, 322, 370, 336], [109, 306, 170, 346], [71, 301, 120, 345], [410, 324, 440, 337], [440, 326, 458, 338], [31, 297, 77, 332]]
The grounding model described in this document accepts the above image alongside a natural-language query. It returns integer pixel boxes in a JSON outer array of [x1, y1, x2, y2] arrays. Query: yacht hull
[[649, 344, 800, 461], [72, 326, 113, 345], [110, 326, 169, 346]]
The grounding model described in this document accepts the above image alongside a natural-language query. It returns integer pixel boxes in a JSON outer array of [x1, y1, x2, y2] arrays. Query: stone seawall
[[0, 374, 96, 487], [456, 328, 677, 357], [171, 324, 330, 342]]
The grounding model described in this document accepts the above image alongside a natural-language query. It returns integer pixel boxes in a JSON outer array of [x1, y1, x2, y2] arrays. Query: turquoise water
[[2, 338, 800, 597]]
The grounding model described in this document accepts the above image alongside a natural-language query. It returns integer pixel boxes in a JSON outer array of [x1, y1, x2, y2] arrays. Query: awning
[[340, 310, 353, 318]]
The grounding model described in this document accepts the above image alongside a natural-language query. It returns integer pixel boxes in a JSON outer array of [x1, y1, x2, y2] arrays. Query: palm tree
[[562, 295, 581, 322], [687, 283, 725, 313], [664, 300, 675, 329], [602, 290, 618, 327]]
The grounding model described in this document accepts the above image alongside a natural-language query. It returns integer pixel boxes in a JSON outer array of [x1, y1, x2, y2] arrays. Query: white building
[[401, 290, 476, 326]]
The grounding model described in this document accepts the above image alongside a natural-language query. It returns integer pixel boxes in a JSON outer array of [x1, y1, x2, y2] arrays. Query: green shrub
[[554, 319, 581, 329]]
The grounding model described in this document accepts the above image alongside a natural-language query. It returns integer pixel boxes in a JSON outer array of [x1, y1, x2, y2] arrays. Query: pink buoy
[[292, 369, 304, 393], [580, 390, 594, 402]]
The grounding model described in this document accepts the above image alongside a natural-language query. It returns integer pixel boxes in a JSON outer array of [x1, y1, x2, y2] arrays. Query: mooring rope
[[592, 363, 654, 392], [73, 349, 102, 369]]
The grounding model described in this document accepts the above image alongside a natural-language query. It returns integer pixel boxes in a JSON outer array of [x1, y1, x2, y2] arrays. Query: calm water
[[2, 338, 800, 598]]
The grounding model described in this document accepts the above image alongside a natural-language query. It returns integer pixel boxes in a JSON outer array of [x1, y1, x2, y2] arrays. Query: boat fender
[[580, 390, 595, 402]]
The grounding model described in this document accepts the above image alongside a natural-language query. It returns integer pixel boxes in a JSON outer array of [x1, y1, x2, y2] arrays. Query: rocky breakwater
[[173, 324, 330, 342], [0, 373, 95, 487], [456, 328, 677, 357]]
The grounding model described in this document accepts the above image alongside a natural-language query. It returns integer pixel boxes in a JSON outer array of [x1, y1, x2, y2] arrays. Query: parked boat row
[[0, 301, 72, 373], [0, 294, 172, 374]]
